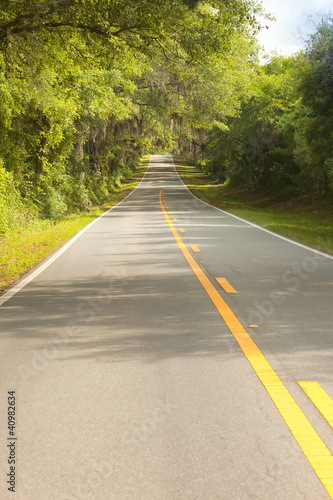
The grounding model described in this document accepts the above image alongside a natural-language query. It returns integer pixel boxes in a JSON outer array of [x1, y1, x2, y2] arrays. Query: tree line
[[0, 1, 332, 237], [203, 15, 333, 201], [0, 0, 261, 234]]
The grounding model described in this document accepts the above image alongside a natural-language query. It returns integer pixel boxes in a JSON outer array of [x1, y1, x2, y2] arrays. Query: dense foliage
[[204, 16, 333, 200], [0, 0, 261, 233], [1, 2, 333, 238]]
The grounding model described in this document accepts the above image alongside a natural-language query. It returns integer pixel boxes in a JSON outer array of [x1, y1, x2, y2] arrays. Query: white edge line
[[168, 153, 333, 262], [0, 157, 152, 307]]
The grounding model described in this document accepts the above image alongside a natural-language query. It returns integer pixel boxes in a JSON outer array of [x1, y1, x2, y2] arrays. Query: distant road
[[0, 154, 333, 499]]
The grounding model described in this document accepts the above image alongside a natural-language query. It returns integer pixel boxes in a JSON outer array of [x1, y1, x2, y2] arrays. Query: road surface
[[1, 154, 333, 499]]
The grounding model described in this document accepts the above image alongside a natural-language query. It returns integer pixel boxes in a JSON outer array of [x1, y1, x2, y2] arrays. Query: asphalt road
[[1, 154, 333, 499]]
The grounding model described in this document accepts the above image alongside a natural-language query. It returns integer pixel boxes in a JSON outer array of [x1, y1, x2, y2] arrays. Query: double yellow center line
[[159, 189, 333, 498]]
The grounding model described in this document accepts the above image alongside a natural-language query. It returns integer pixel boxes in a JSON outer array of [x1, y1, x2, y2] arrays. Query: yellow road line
[[179, 228, 185, 233], [299, 382, 333, 429], [190, 245, 200, 252], [172, 218, 177, 221], [216, 277, 237, 293], [159, 189, 333, 499]]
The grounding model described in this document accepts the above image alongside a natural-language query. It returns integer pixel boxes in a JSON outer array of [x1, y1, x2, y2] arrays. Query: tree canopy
[[2, 1, 332, 236], [0, 0, 263, 229], [203, 16, 333, 199]]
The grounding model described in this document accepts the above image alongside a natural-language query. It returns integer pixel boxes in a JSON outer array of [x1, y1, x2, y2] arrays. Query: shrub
[[0, 160, 35, 235]]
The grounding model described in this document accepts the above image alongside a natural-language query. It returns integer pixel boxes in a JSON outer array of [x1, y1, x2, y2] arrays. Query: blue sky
[[257, 0, 333, 54]]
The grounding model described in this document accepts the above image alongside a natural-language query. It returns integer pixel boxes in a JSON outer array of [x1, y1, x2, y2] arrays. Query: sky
[[257, 0, 333, 55]]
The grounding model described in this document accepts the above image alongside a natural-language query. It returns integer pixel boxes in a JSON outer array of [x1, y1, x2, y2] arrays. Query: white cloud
[[257, 0, 333, 55]]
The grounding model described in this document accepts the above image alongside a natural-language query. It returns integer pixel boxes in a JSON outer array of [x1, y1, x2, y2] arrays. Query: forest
[[1, 0, 333, 238]]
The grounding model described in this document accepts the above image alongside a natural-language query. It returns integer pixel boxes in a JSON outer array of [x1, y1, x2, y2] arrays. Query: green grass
[[175, 159, 333, 255], [0, 159, 148, 292]]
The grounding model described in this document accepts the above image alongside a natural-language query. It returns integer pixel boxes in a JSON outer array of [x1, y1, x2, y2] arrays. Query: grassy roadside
[[0, 158, 149, 292], [175, 159, 333, 256]]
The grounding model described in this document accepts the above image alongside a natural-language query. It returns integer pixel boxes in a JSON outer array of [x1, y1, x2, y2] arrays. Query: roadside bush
[[0, 160, 35, 235]]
